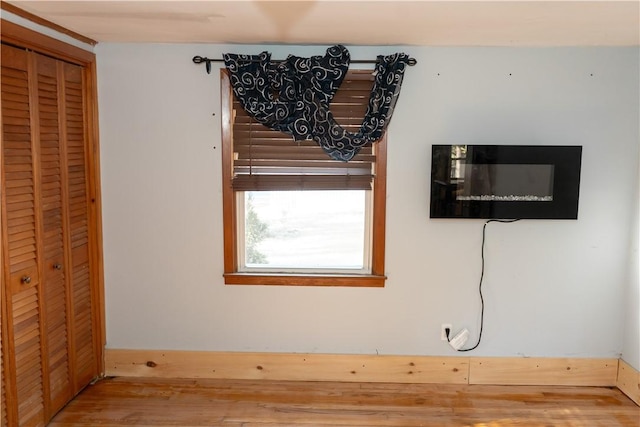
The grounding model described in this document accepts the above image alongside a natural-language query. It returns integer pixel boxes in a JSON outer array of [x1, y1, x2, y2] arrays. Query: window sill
[[223, 273, 386, 287]]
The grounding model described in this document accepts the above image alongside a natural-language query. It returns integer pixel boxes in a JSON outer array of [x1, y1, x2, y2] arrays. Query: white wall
[[96, 43, 639, 357]]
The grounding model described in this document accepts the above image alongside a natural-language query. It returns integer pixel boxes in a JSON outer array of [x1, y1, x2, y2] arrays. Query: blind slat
[[233, 159, 374, 169]]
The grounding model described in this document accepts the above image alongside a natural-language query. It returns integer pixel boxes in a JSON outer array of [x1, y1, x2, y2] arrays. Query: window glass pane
[[242, 190, 367, 270]]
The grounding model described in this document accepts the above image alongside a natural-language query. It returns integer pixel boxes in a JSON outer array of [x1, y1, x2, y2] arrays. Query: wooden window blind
[[228, 69, 377, 191]]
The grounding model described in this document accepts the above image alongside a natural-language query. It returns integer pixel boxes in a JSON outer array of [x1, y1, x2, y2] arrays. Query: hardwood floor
[[50, 377, 640, 426]]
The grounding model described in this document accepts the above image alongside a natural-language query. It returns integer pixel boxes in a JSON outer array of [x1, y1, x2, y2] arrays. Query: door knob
[[53, 263, 63, 270], [21, 276, 31, 284]]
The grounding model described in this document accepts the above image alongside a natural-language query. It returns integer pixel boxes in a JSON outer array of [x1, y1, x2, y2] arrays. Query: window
[[220, 69, 387, 287]]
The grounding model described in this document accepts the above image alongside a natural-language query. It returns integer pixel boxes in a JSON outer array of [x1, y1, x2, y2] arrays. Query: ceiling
[[4, 0, 640, 46]]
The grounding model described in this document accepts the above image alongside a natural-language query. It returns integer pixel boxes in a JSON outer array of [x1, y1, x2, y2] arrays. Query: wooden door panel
[[63, 63, 98, 388], [35, 53, 74, 414], [1, 43, 46, 426], [70, 245, 93, 386], [11, 286, 44, 426], [1, 291, 6, 427], [1, 366, 5, 425], [2, 55, 37, 277]]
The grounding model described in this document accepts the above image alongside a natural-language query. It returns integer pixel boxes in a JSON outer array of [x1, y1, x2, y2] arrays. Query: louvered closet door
[[35, 53, 74, 414], [1, 43, 100, 426], [1, 43, 47, 426], [62, 61, 98, 389]]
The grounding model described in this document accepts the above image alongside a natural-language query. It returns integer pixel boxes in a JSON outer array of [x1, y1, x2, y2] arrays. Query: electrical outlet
[[441, 323, 452, 341]]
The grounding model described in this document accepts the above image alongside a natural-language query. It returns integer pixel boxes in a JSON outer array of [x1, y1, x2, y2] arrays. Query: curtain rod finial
[[193, 56, 212, 73], [408, 58, 417, 66]]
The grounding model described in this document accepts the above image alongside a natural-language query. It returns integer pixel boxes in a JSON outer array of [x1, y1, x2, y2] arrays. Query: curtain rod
[[192, 55, 417, 74]]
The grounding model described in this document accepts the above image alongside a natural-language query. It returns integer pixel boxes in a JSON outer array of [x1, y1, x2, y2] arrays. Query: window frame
[[220, 69, 387, 287]]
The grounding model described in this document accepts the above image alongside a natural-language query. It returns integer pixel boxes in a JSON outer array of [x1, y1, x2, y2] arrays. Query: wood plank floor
[[50, 377, 640, 426]]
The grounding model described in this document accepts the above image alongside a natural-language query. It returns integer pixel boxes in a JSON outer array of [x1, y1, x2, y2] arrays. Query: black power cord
[[456, 218, 521, 352]]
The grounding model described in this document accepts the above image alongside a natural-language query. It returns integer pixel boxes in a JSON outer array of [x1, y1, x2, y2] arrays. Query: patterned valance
[[223, 45, 411, 161]]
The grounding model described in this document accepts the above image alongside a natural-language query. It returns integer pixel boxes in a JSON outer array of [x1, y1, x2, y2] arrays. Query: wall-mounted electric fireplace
[[430, 145, 582, 219]]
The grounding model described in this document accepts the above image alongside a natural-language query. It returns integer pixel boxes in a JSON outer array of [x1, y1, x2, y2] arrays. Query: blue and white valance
[[223, 45, 411, 161]]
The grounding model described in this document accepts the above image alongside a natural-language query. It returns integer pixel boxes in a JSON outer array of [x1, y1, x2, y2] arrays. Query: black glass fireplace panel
[[430, 145, 582, 219]]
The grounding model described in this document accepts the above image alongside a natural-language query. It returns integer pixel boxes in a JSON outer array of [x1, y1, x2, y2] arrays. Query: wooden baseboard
[[105, 350, 469, 384], [617, 359, 640, 405], [105, 349, 619, 388], [469, 357, 618, 386]]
